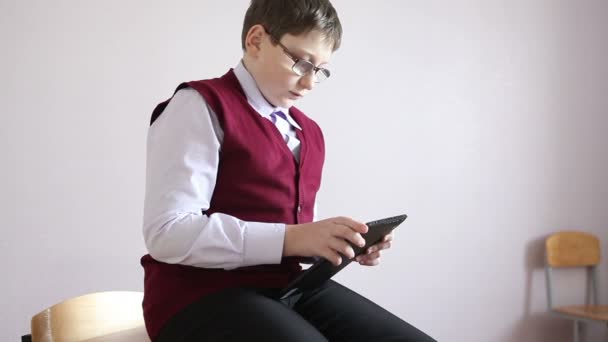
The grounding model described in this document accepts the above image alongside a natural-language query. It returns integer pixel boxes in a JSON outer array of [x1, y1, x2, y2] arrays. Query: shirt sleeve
[[142, 88, 286, 270]]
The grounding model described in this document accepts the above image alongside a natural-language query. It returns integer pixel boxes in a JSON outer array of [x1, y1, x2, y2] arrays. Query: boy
[[141, 0, 436, 341]]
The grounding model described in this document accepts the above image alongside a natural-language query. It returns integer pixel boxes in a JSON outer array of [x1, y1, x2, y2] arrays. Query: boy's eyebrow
[[290, 47, 329, 66]]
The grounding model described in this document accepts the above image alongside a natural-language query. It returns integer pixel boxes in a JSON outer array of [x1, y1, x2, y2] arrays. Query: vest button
[[297, 205, 302, 213]]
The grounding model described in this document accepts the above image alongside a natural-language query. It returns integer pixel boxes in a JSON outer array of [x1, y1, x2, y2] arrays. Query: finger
[[333, 216, 368, 234], [357, 250, 381, 262], [367, 241, 391, 253], [365, 243, 379, 254], [366, 244, 378, 254], [368, 250, 381, 260], [383, 233, 393, 242], [358, 257, 380, 266], [328, 237, 355, 259], [334, 225, 365, 248], [320, 248, 343, 266]]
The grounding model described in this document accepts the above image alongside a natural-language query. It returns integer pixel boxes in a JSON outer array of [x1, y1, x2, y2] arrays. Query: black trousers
[[156, 280, 436, 342]]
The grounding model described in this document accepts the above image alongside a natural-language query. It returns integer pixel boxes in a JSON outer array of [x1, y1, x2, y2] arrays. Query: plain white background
[[2, 0, 607, 341]]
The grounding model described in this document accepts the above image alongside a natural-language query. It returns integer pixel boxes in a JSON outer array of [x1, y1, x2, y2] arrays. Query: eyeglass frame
[[263, 28, 331, 83]]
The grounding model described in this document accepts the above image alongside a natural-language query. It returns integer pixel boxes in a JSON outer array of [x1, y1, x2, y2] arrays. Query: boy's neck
[[239, 57, 283, 110]]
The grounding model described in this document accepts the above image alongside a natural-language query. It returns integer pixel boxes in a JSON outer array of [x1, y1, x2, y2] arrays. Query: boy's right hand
[[283, 217, 368, 266]]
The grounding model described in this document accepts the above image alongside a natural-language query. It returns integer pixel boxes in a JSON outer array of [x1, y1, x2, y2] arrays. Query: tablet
[[279, 214, 407, 300]]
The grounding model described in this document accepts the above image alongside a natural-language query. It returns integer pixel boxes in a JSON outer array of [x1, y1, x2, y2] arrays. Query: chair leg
[[572, 320, 579, 342]]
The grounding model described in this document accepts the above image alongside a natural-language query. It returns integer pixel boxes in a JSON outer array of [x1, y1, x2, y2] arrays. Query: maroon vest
[[141, 69, 325, 339]]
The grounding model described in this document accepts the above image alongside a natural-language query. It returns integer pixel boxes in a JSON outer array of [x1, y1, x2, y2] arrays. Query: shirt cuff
[[243, 222, 286, 266]]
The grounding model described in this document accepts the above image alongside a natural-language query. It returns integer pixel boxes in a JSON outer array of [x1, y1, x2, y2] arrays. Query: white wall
[[2, 1, 607, 341]]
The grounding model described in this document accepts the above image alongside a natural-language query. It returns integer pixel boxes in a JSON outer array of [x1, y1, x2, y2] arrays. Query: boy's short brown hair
[[241, 0, 342, 52]]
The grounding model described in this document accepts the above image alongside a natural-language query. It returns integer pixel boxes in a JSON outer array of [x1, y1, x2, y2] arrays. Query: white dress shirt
[[143, 61, 317, 270]]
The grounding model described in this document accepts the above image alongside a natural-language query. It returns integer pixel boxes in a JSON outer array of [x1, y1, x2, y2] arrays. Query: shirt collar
[[233, 60, 302, 130]]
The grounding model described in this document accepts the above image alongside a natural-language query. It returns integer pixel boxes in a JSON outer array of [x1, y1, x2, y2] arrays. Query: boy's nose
[[298, 72, 315, 91]]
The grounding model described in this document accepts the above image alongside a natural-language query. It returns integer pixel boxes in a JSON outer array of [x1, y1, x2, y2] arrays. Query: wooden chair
[[29, 291, 150, 342], [545, 231, 608, 342]]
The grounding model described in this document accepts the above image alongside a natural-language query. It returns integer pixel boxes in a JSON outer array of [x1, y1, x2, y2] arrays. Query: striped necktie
[[270, 111, 291, 144], [270, 110, 301, 161]]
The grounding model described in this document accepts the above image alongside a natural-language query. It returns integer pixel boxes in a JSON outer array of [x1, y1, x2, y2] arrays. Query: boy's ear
[[244, 24, 265, 56]]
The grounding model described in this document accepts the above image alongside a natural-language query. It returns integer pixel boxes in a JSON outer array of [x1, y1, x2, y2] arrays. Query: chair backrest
[[545, 231, 602, 310], [31, 291, 150, 342], [546, 231, 601, 267]]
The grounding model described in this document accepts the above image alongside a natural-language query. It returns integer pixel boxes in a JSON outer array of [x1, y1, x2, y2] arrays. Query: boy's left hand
[[355, 232, 394, 266]]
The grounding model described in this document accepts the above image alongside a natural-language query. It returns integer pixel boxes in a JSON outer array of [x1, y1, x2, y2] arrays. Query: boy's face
[[244, 25, 333, 108]]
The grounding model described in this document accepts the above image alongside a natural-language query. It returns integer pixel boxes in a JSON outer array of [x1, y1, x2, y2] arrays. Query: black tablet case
[[279, 214, 407, 300]]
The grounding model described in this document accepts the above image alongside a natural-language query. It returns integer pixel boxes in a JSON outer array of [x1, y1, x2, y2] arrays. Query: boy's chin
[[275, 98, 295, 108]]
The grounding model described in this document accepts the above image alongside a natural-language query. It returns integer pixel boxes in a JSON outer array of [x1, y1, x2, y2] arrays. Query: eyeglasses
[[267, 33, 331, 83]]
